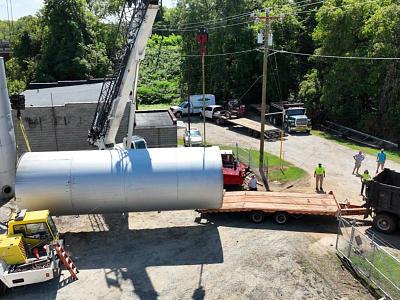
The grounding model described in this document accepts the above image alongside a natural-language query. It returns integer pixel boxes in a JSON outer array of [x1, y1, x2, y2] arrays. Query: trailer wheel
[[373, 213, 398, 234], [274, 212, 289, 225], [250, 211, 265, 223], [0, 281, 7, 296]]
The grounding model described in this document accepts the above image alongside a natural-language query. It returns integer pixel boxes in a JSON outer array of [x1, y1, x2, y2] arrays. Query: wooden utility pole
[[251, 10, 282, 191], [259, 9, 270, 190]]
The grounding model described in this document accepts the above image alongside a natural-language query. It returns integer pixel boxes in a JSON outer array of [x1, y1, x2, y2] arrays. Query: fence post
[[369, 234, 376, 278], [347, 221, 356, 258], [236, 143, 239, 159]]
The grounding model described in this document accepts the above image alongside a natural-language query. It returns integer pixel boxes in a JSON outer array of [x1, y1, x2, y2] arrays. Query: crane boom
[[88, 0, 159, 149]]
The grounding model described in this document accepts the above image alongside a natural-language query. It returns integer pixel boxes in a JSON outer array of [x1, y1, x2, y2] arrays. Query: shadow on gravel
[[6, 214, 223, 300], [196, 212, 338, 234]]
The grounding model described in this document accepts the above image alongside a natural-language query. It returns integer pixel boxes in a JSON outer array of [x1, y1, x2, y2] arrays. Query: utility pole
[[251, 10, 282, 191], [197, 27, 208, 146]]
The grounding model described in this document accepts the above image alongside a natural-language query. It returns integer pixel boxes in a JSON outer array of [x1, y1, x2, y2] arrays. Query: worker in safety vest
[[360, 170, 371, 195], [314, 163, 325, 191]]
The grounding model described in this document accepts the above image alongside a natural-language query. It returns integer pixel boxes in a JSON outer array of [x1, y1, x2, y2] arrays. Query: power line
[[271, 48, 400, 60], [154, 20, 254, 32], [154, 0, 335, 30], [285, 0, 383, 15], [183, 47, 274, 57]]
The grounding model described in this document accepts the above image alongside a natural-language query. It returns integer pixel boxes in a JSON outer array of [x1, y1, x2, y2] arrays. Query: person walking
[[360, 170, 371, 195], [352, 150, 365, 175], [376, 148, 386, 174], [314, 163, 325, 191], [248, 175, 257, 191]]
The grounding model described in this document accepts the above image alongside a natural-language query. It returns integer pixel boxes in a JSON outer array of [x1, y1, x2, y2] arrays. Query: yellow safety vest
[[362, 173, 371, 182], [315, 166, 325, 175]]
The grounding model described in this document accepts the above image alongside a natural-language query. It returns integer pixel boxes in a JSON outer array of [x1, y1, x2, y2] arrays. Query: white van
[[170, 94, 215, 118]]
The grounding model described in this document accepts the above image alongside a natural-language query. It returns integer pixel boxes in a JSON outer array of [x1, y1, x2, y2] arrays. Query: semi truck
[[267, 101, 311, 133], [0, 209, 77, 295], [364, 168, 400, 234]]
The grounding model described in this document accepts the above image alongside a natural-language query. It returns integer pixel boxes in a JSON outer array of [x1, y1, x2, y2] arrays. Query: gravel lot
[[4, 115, 400, 299]]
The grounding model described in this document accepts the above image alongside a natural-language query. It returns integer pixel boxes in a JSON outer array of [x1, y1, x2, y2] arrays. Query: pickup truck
[[364, 169, 400, 233]]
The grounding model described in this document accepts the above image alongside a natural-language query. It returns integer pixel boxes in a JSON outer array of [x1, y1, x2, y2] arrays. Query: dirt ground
[[3, 115, 400, 299]]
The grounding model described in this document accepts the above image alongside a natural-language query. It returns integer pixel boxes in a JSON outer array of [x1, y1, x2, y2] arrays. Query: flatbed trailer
[[225, 118, 283, 141], [198, 191, 366, 224]]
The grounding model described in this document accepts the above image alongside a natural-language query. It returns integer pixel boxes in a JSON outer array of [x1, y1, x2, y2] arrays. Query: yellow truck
[[0, 209, 77, 295]]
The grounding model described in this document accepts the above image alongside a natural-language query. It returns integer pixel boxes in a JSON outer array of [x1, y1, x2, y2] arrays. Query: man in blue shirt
[[376, 148, 386, 174]]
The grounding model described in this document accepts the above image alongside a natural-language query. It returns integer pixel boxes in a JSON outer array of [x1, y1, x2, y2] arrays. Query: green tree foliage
[[138, 34, 183, 104], [302, 0, 400, 140], [39, 0, 109, 81]]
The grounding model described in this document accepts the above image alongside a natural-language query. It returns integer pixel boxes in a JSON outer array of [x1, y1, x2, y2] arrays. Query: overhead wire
[[154, 0, 337, 30], [271, 48, 400, 60]]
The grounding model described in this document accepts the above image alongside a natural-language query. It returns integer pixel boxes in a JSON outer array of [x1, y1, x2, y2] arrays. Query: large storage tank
[[0, 58, 16, 201], [15, 147, 223, 215]]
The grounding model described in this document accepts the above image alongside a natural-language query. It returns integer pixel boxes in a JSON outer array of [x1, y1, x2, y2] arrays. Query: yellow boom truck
[[0, 209, 78, 295]]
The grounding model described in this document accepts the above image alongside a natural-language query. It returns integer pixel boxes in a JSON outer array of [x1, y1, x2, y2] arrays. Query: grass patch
[[138, 103, 172, 110], [220, 146, 305, 182], [350, 251, 400, 298], [311, 130, 400, 164], [176, 139, 306, 182]]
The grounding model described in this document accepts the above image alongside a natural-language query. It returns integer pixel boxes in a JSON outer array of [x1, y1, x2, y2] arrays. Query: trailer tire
[[250, 211, 265, 223], [373, 213, 397, 234], [274, 212, 289, 225], [0, 281, 7, 296]]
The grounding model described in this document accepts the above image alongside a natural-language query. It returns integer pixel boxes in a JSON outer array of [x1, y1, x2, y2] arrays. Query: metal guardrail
[[336, 216, 400, 299], [323, 120, 398, 149]]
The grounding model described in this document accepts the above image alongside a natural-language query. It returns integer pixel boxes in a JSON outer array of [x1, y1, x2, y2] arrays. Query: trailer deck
[[198, 191, 365, 223], [226, 118, 282, 140]]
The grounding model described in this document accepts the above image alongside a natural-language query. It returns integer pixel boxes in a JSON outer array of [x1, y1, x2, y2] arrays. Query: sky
[[0, 0, 176, 21]]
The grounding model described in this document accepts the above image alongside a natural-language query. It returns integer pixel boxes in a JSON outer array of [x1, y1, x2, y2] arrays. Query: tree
[[39, 0, 108, 81]]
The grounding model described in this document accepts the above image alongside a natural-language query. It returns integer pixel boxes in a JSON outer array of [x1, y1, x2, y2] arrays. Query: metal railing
[[336, 216, 400, 299]]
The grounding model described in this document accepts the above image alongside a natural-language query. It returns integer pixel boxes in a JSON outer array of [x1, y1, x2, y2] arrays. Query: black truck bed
[[366, 169, 400, 214]]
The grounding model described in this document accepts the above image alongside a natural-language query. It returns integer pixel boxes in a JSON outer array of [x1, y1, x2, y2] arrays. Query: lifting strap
[[55, 242, 79, 280], [18, 116, 31, 152]]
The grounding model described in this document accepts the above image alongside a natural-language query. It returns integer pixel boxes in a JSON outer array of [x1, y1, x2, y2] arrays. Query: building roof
[[22, 83, 102, 107], [135, 110, 176, 128]]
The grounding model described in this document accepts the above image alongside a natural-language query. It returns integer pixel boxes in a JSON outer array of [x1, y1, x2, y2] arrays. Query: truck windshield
[[47, 215, 58, 238], [287, 109, 305, 116], [179, 102, 188, 108]]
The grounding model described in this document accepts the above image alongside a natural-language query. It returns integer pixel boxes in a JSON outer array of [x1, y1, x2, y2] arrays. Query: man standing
[[376, 148, 386, 174], [360, 170, 371, 195], [352, 150, 365, 175], [314, 163, 325, 191], [248, 175, 257, 191]]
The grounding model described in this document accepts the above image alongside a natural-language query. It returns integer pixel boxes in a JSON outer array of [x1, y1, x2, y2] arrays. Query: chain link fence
[[221, 143, 269, 180], [336, 216, 400, 299]]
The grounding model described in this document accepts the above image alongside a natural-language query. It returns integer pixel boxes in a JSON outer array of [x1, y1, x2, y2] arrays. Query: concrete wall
[[12, 102, 177, 157]]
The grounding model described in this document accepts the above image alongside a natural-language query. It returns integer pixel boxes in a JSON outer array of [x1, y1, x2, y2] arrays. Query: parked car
[[201, 105, 223, 120], [225, 99, 245, 118], [170, 94, 216, 118], [183, 128, 202, 147]]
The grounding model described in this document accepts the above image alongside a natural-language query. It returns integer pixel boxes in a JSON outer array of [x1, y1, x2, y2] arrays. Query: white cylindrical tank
[[0, 57, 16, 201], [16, 147, 223, 215]]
